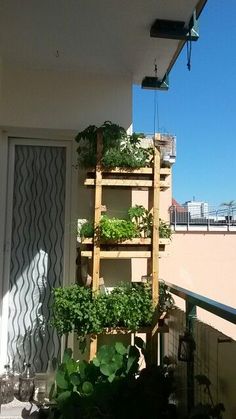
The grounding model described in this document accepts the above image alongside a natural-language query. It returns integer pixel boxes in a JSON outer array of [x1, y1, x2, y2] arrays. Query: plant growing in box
[[78, 206, 172, 241], [75, 121, 153, 169], [52, 282, 174, 344]]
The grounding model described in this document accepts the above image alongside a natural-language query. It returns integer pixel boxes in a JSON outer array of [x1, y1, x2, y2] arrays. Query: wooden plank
[[80, 238, 170, 245], [87, 167, 170, 176], [160, 168, 171, 176], [84, 178, 170, 188], [152, 141, 161, 306], [81, 250, 166, 258], [89, 167, 153, 174], [89, 131, 103, 360], [92, 131, 103, 293], [82, 250, 151, 258]]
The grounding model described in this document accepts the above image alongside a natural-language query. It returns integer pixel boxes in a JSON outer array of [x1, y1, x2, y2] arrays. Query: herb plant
[[75, 121, 152, 169], [78, 206, 172, 241], [99, 215, 138, 240], [52, 283, 154, 340], [52, 282, 173, 343]]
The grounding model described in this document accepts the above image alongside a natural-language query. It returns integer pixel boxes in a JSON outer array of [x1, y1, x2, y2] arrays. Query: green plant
[[159, 219, 172, 239], [52, 283, 154, 342], [128, 205, 153, 237], [75, 121, 152, 169], [80, 221, 94, 238], [78, 207, 172, 241], [99, 215, 138, 240], [45, 341, 176, 419], [190, 375, 225, 419], [52, 282, 174, 346]]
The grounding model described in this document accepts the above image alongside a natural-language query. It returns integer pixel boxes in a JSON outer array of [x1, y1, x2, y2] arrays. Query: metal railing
[[165, 281, 236, 414], [169, 205, 236, 230]]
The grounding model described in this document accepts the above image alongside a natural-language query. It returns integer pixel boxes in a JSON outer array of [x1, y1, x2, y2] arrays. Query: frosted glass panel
[[7, 145, 66, 372]]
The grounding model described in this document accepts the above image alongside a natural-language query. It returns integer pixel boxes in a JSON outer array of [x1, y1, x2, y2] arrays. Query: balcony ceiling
[[0, 0, 206, 84]]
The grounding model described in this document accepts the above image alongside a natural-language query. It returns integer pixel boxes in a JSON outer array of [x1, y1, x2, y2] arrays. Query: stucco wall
[[0, 65, 132, 130], [160, 232, 236, 338]]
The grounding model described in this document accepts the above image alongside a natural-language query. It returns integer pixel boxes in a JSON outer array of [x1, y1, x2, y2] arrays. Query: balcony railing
[[169, 205, 236, 231], [164, 282, 236, 416]]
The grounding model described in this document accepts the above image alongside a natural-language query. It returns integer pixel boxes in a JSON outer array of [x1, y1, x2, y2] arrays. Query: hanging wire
[[186, 37, 192, 71], [153, 61, 160, 136]]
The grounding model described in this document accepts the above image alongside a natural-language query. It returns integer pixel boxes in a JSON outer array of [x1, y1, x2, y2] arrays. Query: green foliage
[[52, 282, 174, 345], [80, 221, 94, 238], [46, 342, 176, 419], [158, 281, 175, 314], [99, 215, 138, 240], [78, 206, 172, 241], [52, 283, 154, 340], [128, 205, 153, 237], [75, 121, 152, 169], [159, 219, 172, 239]]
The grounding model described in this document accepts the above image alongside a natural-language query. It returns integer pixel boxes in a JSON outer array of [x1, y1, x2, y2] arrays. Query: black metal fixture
[[150, 10, 199, 42], [141, 73, 169, 90], [178, 330, 196, 362]]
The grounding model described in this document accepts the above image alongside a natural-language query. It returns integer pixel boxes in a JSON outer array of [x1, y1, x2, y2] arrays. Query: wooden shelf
[[80, 238, 170, 246], [92, 324, 169, 335], [84, 178, 170, 189], [81, 250, 168, 258], [87, 167, 170, 176]]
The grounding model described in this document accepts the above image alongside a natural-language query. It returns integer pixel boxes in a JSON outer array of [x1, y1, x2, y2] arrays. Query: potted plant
[[40, 340, 177, 419], [75, 121, 153, 169]]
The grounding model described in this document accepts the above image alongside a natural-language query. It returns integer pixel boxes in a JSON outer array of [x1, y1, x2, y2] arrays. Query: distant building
[[183, 199, 208, 219]]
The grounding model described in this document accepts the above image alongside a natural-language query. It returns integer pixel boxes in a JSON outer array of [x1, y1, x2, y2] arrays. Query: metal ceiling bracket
[[150, 10, 199, 41], [141, 74, 169, 90]]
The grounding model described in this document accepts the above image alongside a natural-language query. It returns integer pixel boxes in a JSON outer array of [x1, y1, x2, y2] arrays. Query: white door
[[1, 138, 74, 372]]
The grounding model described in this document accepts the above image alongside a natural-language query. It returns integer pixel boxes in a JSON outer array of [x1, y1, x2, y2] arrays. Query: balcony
[[170, 204, 236, 232]]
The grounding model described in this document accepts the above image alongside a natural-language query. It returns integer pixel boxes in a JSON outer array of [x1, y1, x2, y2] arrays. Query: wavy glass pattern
[[7, 145, 66, 372]]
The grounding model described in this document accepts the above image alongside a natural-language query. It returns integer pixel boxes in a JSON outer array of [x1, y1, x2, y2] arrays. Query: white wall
[[0, 65, 132, 130]]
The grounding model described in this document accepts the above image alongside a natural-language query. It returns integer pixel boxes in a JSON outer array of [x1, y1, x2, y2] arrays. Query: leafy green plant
[[159, 219, 172, 239], [52, 283, 154, 341], [80, 221, 94, 239], [45, 341, 176, 419], [52, 282, 174, 346], [78, 207, 172, 241], [75, 121, 152, 169], [189, 374, 225, 418], [99, 215, 138, 240], [128, 205, 153, 237]]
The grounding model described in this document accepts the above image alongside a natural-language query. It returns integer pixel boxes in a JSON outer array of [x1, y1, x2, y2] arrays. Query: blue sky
[[133, 1, 236, 206]]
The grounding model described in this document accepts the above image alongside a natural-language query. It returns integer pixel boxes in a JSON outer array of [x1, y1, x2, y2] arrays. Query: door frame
[[0, 128, 78, 371]]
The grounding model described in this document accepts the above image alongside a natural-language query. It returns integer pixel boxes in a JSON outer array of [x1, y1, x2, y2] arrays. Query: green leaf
[[92, 357, 100, 367], [69, 372, 81, 387], [108, 373, 116, 383], [100, 363, 117, 377], [82, 381, 94, 396], [56, 370, 69, 390], [78, 360, 88, 380], [115, 342, 127, 355]]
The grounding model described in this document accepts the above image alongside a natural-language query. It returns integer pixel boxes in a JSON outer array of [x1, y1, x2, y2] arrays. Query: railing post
[[187, 210, 190, 231], [186, 301, 196, 414], [174, 205, 177, 230]]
